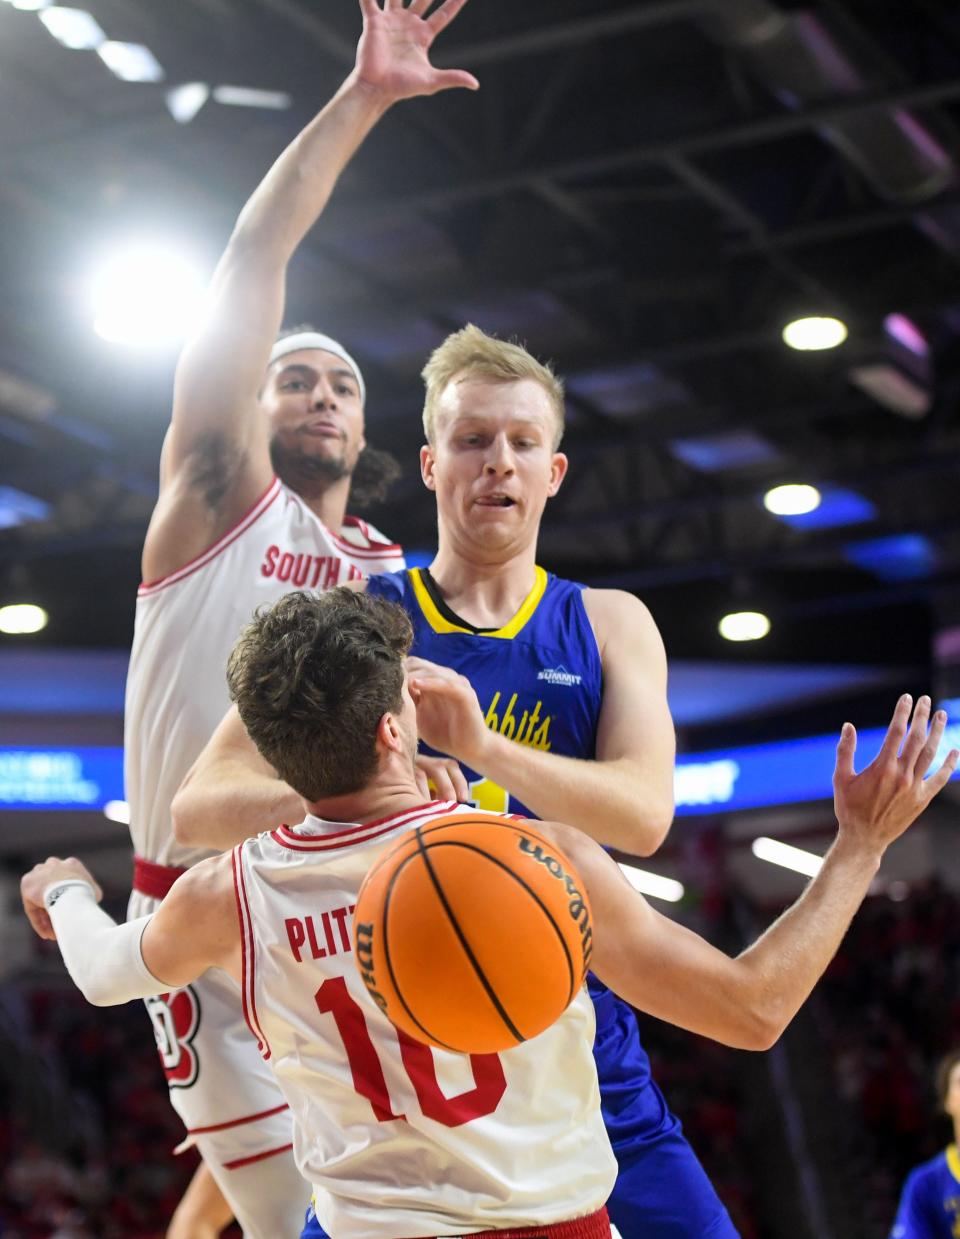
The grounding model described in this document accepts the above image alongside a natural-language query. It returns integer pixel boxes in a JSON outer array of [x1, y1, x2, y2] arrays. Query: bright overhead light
[[763, 483, 821, 517], [618, 862, 685, 904], [165, 82, 210, 124], [751, 836, 823, 878], [9, 0, 53, 10], [0, 604, 48, 635], [90, 242, 209, 348], [719, 611, 771, 642], [213, 85, 292, 110], [782, 316, 848, 352], [97, 40, 164, 83], [38, 6, 105, 49], [103, 799, 130, 824]]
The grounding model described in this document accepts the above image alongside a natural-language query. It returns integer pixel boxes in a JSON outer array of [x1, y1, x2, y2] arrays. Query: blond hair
[[421, 324, 566, 448]]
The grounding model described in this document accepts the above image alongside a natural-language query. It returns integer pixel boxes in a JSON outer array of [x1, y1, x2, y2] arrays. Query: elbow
[[170, 788, 202, 848], [628, 800, 674, 858], [735, 1000, 786, 1052]]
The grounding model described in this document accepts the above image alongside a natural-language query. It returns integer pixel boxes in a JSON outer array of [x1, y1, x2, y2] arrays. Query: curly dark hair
[[226, 588, 413, 801]]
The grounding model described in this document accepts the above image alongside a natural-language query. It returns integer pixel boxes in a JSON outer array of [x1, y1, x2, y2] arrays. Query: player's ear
[[420, 443, 437, 492], [547, 452, 568, 497], [378, 711, 404, 754]]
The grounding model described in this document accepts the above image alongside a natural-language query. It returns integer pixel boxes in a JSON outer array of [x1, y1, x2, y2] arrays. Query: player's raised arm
[[19, 853, 238, 1006], [543, 695, 957, 1050], [147, 0, 478, 582]]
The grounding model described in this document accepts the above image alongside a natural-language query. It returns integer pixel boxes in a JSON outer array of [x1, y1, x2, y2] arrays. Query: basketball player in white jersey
[[22, 589, 957, 1238], [123, 1, 478, 1233]]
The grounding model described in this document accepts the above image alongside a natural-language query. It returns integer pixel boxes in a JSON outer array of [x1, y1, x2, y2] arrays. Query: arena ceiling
[[2, 0, 960, 737]]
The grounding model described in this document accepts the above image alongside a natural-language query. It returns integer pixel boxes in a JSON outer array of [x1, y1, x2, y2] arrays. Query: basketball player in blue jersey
[[173, 326, 726, 1237], [890, 1051, 960, 1238]]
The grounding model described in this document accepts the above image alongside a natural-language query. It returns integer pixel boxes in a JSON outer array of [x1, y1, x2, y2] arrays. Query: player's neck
[[304, 779, 427, 827], [284, 472, 351, 531], [428, 546, 539, 630]]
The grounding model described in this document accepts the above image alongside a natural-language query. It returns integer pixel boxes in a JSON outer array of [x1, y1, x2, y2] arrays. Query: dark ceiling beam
[[435, 1, 710, 68], [725, 188, 960, 256], [541, 447, 960, 543], [325, 76, 960, 231]]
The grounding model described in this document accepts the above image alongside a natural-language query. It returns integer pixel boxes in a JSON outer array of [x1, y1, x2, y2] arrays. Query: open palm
[[356, 0, 478, 100]]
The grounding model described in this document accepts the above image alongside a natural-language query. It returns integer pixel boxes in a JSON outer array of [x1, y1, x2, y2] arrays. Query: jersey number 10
[[316, 976, 507, 1128]]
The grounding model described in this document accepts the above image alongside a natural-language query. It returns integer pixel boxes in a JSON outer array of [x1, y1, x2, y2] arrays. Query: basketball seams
[[413, 828, 525, 1046], [420, 839, 577, 1012], [381, 850, 461, 1054]]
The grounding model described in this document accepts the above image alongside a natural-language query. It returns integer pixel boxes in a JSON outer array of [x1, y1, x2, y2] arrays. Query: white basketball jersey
[[234, 800, 617, 1239], [124, 478, 404, 869]]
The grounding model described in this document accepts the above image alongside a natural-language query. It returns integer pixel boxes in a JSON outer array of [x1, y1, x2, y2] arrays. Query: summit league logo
[[537, 664, 583, 688]]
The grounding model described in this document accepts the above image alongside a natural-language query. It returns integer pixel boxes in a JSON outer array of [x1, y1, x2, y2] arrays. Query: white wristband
[[43, 879, 96, 911]]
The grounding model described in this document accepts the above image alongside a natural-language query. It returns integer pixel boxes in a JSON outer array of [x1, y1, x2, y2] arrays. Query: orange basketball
[[353, 812, 593, 1054]]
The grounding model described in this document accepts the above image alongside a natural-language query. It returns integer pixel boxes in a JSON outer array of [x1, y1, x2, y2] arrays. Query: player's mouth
[[302, 419, 344, 440], [474, 493, 517, 509]]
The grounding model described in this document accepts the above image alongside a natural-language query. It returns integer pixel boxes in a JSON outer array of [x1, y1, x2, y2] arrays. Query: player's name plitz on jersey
[[286, 903, 356, 963]]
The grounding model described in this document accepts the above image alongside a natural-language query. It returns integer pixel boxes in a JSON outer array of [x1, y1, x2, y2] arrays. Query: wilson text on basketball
[[517, 837, 593, 970]]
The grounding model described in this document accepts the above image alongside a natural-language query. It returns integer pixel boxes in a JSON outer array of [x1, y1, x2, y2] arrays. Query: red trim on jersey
[[187, 1101, 290, 1136], [222, 1142, 294, 1171], [399, 1208, 611, 1239], [270, 801, 458, 852], [138, 477, 282, 596], [132, 856, 186, 900], [231, 847, 271, 1060], [333, 515, 403, 558]]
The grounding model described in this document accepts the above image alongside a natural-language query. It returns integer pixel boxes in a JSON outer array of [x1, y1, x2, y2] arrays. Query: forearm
[[229, 78, 388, 267], [171, 765, 302, 850], [733, 835, 881, 1046], [44, 883, 167, 1007], [476, 735, 672, 853]]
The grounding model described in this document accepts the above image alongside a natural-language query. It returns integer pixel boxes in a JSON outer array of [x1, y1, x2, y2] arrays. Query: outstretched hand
[[833, 695, 958, 858], [20, 856, 102, 942], [354, 0, 479, 101]]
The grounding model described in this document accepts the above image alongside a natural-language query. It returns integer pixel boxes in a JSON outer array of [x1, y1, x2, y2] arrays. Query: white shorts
[[129, 884, 308, 1237]]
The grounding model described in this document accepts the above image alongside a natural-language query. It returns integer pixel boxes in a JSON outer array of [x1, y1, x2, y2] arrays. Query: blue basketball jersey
[[891, 1146, 960, 1239], [367, 568, 663, 1135]]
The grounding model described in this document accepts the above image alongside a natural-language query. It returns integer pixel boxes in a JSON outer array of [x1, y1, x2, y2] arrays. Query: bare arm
[[146, 0, 478, 581], [408, 590, 675, 853], [171, 706, 304, 850], [542, 696, 956, 1049], [172, 693, 470, 850]]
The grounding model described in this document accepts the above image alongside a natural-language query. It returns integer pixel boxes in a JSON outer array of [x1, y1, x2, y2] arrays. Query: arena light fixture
[[38, 6, 105, 49], [165, 82, 210, 124], [751, 836, 822, 878], [617, 863, 685, 904], [719, 611, 771, 642], [213, 85, 292, 110], [90, 242, 208, 348], [103, 799, 130, 824], [0, 603, 48, 635], [782, 316, 848, 352], [97, 40, 164, 82], [9, 0, 53, 10], [763, 483, 821, 517]]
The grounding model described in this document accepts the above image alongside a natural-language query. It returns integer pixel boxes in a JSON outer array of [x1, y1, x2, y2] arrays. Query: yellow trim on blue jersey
[[408, 566, 549, 640], [947, 1144, 960, 1185]]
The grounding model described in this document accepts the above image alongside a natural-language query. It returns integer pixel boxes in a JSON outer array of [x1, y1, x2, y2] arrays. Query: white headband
[[269, 332, 366, 405]]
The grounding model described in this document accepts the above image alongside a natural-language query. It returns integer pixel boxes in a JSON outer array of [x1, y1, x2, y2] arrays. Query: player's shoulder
[[901, 1148, 950, 1199], [581, 588, 662, 647], [365, 568, 410, 602], [168, 852, 235, 909]]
